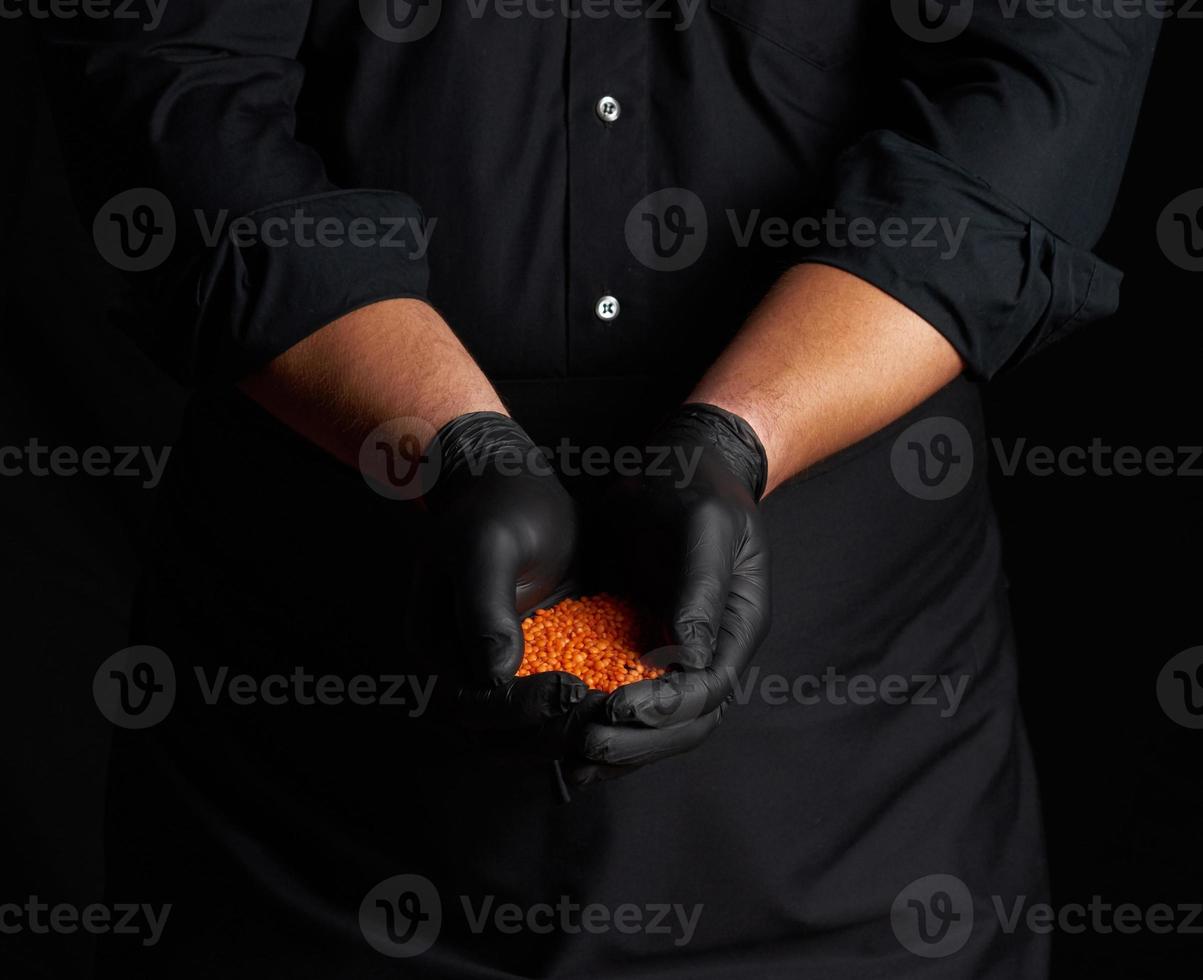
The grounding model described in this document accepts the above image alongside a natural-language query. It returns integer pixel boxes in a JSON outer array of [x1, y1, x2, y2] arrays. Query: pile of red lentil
[[517, 594, 664, 694]]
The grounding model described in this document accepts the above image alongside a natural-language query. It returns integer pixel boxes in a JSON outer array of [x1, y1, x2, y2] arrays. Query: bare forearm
[[690, 263, 964, 497], [239, 298, 506, 469]]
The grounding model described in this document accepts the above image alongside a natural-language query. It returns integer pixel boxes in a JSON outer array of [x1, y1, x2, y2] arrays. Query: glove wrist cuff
[[663, 403, 768, 502], [426, 411, 541, 502]]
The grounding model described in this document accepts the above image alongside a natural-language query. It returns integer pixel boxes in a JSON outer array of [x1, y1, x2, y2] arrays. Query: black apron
[[97, 375, 1049, 978]]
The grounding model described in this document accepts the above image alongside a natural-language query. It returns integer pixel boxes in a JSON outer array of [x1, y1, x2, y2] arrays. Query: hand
[[240, 303, 597, 760], [571, 404, 772, 785], [419, 411, 591, 745]]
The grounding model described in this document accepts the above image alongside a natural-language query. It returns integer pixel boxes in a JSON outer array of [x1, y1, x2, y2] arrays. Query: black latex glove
[[418, 411, 589, 746], [571, 403, 771, 786]]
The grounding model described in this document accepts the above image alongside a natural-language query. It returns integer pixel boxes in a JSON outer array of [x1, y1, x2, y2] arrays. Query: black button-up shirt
[[41, 1, 1158, 385]]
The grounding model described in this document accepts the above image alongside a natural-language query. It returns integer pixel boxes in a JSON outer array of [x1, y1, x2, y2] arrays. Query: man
[[41, 1, 1157, 976]]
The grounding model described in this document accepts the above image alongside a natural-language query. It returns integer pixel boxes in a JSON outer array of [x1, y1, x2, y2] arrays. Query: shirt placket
[[565, 2, 650, 377]]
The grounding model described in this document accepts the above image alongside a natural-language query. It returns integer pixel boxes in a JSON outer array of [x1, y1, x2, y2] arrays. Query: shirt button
[[595, 295, 621, 322], [595, 96, 621, 124]]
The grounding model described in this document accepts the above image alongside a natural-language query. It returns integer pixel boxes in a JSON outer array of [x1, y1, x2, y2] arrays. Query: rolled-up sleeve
[[39, 1, 429, 383], [804, 4, 1161, 378]]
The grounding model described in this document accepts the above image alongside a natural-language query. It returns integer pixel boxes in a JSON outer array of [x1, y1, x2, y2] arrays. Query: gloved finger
[[453, 672, 588, 731], [485, 689, 608, 760], [576, 702, 727, 769], [664, 508, 735, 669], [709, 563, 772, 684], [451, 531, 524, 684], [606, 568, 769, 727], [603, 668, 712, 729]]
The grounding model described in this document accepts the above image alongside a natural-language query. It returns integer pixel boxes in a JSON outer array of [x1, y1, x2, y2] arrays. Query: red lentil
[[517, 594, 664, 694]]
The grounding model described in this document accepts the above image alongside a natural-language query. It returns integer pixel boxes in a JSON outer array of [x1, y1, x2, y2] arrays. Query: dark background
[[1, 12, 1198, 979]]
